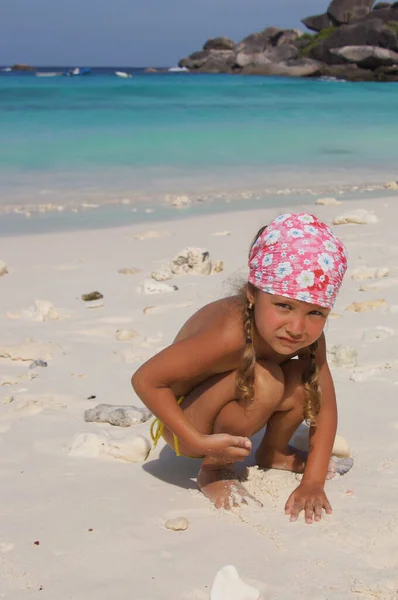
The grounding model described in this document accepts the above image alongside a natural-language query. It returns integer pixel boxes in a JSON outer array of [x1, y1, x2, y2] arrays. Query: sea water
[[1, 68, 398, 234]]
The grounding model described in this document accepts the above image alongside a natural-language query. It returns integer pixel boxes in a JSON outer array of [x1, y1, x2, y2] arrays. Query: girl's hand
[[199, 433, 252, 462], [285, 483, 332, 524]]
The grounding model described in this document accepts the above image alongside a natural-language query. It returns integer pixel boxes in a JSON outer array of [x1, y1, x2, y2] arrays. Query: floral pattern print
[[248, 213, 347, 308]]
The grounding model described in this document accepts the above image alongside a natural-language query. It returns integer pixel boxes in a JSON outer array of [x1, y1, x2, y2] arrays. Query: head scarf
[[248, 213, 347, 309]]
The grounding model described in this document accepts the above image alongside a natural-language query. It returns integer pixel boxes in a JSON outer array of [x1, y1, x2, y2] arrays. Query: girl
[[132, 213, 348, 524]]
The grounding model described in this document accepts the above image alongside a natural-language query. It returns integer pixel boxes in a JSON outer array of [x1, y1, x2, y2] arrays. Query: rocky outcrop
[[331, 44, 398, 67], [11, 64, 34, 71], [308, 18, 398, 64], [301, 13, 334, 32], [242, 58, 323, 77], [203, 37, 235, 51], [327, 0, 375, 23], [178, 0, 398, 81]]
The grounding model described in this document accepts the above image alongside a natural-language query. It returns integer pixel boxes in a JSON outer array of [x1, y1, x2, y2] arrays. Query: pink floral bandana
[[248, 213, 347, 309]]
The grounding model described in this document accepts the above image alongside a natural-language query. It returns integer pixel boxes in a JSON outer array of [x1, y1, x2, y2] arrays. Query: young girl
[[132, 213, 348, 524]]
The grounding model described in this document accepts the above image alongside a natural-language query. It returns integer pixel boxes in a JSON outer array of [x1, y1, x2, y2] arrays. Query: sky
[[1, 0, 331, 67]]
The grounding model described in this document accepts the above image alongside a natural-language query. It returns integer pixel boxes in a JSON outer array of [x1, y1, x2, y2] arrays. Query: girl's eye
[[309, 310, 326, 317], [276, 303, 291, 310]]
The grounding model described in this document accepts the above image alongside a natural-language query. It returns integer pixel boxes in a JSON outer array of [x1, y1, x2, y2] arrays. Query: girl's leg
[[162, 360, 285, 508], [255, 358, 308, 471]]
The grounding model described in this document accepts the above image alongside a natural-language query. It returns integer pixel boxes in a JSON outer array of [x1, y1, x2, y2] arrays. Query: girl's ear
[[246, 283, 256, 306]]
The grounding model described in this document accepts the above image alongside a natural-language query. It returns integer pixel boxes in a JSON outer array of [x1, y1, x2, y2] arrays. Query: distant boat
[[115, 71, 133, 78], [64, 67, 92, 77], [168, 66, 189, 73], [1, 67, 12, 72], [35, 72, 62, 77]]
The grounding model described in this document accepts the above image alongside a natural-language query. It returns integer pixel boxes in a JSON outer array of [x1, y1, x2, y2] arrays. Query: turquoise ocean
[[1, 68, 398, 235]]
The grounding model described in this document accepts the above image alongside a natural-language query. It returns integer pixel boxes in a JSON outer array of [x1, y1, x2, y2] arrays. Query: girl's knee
[[281, 359, 308, 410], [254, 359, 285, 405]]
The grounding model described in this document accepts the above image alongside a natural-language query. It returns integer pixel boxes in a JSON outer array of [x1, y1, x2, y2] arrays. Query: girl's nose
[[286, 317, 305, 338]]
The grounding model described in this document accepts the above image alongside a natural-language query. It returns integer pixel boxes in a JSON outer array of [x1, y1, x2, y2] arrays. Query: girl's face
[[250, 289, 329, 355]]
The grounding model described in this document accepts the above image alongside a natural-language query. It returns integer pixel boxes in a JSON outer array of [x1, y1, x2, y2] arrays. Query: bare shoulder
[[133, 296, 246, 391], [174, 295, 245, 351]]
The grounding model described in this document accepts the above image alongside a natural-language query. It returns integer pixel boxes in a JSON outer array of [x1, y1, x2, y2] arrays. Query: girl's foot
[[256, 445, 306, 473], [256, 446, 354, 478], [197, 464, 261, 510]]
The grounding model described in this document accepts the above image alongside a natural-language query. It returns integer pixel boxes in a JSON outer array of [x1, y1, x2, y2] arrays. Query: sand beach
[[1, 194, 398, 599]]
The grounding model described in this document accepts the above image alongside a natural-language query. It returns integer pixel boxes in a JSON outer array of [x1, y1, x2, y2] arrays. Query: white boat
[[2, 67, 12, 72], [115, 71, 132, 78], [35, 72, 62, 77], [168, 66, 189, 72]]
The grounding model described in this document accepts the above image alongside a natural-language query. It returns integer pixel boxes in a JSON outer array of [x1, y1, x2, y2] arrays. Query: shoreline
[[1, 178, 397, 237]]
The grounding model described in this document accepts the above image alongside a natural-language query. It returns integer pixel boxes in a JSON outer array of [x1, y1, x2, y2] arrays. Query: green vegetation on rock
[[386, 21, 398, 36], [299, 27, 337, 57]]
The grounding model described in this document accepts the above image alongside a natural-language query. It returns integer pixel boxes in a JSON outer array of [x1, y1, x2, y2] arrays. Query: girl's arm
[[131, 316, 247, 457], [302, 334, 337, 485], [285, 332, 338, 523]]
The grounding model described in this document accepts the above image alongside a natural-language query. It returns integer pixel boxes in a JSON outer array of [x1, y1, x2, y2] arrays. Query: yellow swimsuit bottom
[[149, 396, 185, 457]]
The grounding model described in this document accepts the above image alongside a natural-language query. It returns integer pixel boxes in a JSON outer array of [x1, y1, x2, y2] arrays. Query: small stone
[[34, 541, 40, 546], [384, 181, 398, 190], [0, 261, 8, 276], [165, 517, 189, 531], [115, 329, 140, 341], [211, 260, 224, 274], [118, 267, 141, 275], [327, 345, 358, 368], [351, 266, 389, 280], [85, 299, 104, 309], [210, 565, 260, 600], [333, 209, 378, 225], [315, 197, 342, 206], [84, 403, 152, 427], [151, 269, 172, 282], [170, 247, 212, 276], [137, 280, 178, 294], [29, 360, 48, 369], [345, 299, 387, 312], [81, 291, 103, 302]]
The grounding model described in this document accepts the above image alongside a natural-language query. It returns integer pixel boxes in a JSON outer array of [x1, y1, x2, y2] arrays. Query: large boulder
[[242, 58, 323, 77], [272, 29, 303, 46], [331, 44, 398, 66], [203, 37, 235, 51], [302, 13, 335, 32], [309, 18, 398, 63], [327, 0, 375, 23], [179, 51, 210, 69], [12, 63, 34, 71], [265, 44, 299, 62], [319, 62, 380, 78], [236, 27, 281, 53], [362, 5, 398, 19], [197, 50, 235, 72], [235, 52, 270, 68]]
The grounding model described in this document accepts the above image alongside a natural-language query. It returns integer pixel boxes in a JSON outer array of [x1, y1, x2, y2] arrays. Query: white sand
[[1, 197, 398, 599]]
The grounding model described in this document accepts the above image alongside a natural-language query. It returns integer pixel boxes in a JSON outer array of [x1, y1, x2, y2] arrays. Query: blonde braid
[[236, 297, 257, 406], [302, 340, 322, 424]]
